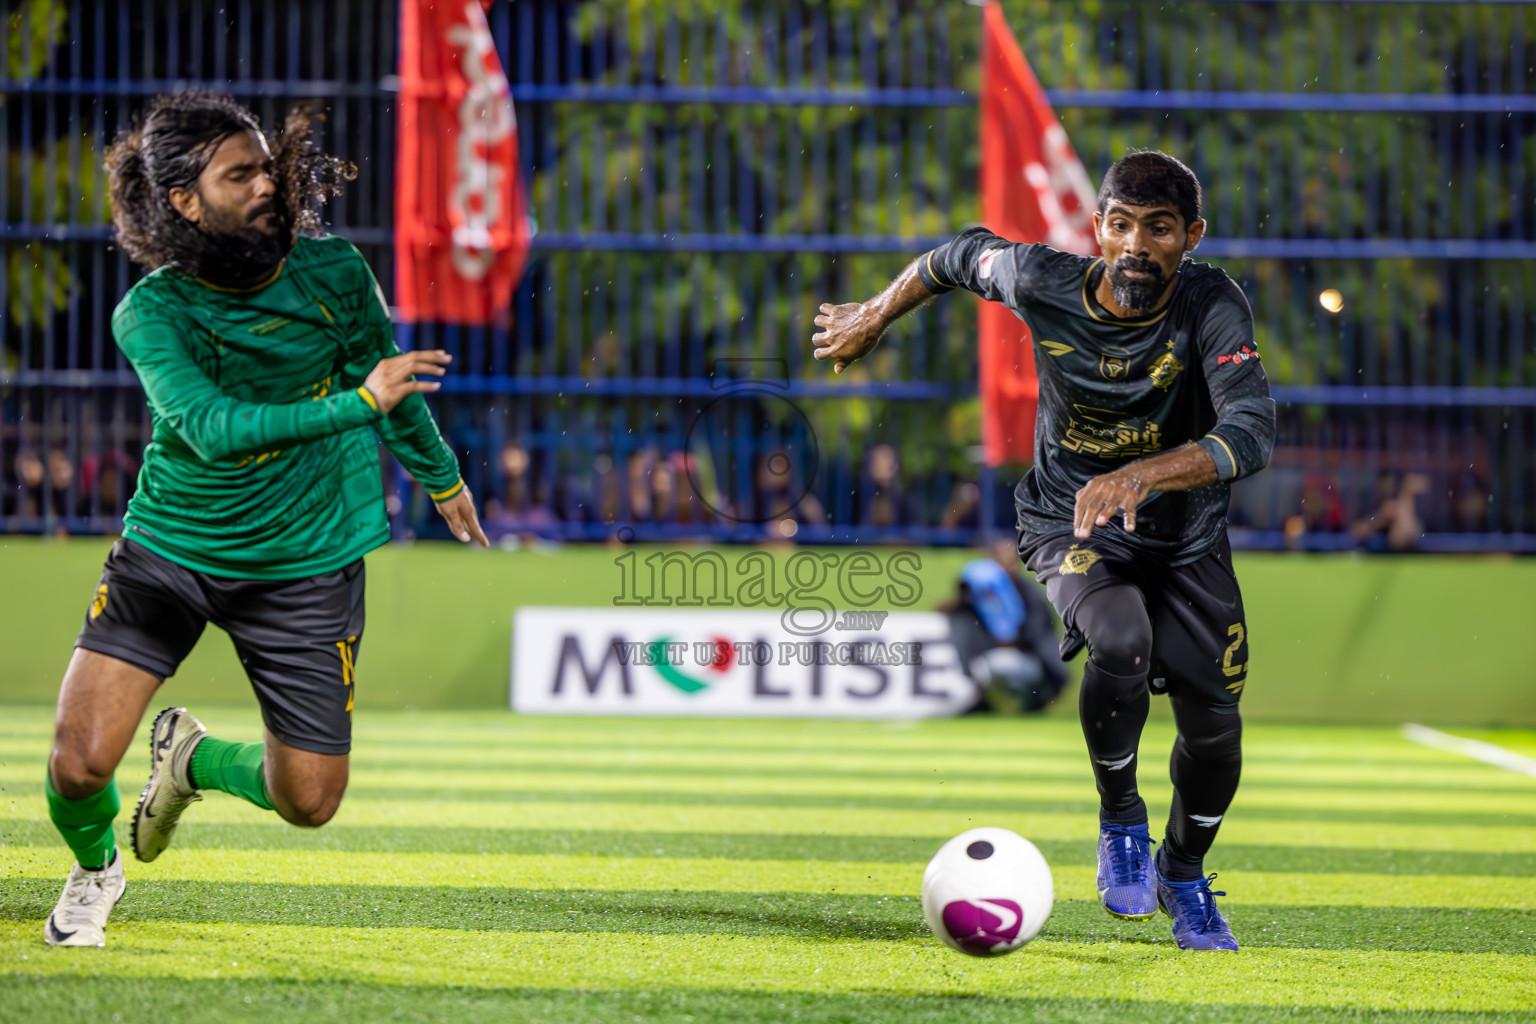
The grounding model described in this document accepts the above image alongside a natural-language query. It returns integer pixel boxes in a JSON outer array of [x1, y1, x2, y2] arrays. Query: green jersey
[[112, 234, 462, 580]]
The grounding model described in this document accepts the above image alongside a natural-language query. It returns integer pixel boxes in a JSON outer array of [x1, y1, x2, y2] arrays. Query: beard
[[1106, 255, 1168, 314], [180, 201, 293, 288]]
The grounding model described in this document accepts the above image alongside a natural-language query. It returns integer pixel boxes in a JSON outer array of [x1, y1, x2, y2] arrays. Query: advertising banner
[[979, 0, 1099, 465], [395, 0, 530, 324], [511, 608, 977, 718]]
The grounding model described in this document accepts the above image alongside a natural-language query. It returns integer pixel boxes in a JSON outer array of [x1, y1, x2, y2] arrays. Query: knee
[[1085, 626, 1152, 677], [1077, 588, 1152, 677], [274, 786, 344, 828], [49, 745, 117, 799]]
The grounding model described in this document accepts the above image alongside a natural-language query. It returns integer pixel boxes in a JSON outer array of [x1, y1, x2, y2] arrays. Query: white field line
[[1402, 723, 1536, 779]]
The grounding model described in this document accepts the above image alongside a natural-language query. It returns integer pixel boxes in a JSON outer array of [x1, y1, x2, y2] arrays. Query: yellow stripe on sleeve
[[1207, 433, 1238, 477], [430, 479, 465, 502]]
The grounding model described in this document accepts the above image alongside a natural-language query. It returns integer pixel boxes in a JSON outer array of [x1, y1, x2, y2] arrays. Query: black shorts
[[1023, 531, 1249, 707], [76, 538, 364, 754]]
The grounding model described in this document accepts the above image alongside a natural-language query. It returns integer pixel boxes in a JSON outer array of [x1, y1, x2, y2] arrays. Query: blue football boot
[[1155, 865, 1240, 951], [1095, 822, 1158, 921]]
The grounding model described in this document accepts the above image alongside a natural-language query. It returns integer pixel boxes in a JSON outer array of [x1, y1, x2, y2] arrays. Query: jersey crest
[[1148, 349, 1185, 390]]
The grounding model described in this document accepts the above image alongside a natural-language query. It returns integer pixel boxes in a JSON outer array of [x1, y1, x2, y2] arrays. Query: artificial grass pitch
[[2, 709, 1534, 1022]]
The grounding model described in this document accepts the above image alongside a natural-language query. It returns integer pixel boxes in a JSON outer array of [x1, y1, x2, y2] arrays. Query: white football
[[921, 826, 1054, 957]]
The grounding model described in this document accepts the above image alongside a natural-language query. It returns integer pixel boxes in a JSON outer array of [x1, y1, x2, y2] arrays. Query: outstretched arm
[[810, 259, 938, 374], [812, 227, 1035, 374], [114, 315, 446, 464]]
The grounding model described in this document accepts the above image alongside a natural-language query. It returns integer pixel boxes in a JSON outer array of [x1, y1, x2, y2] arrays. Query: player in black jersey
[[812, 152, 1274, 951]]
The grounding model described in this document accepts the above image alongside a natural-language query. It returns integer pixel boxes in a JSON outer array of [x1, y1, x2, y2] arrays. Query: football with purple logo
[[921, 826, 1053, 957]]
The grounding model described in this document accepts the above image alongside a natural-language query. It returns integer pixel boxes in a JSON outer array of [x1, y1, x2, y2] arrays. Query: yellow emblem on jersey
[[1059, 546, 1102, 576], [89, 584, 109, 620], [1148, 341, 1185, 390]]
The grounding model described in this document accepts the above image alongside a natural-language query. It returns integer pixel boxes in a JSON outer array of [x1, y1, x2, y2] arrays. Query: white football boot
[[131, 707, 206, 862], [44, 852, 126, 947]]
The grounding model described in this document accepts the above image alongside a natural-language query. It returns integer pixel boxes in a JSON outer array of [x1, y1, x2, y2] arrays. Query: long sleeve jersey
[[112, 234, 463, 579], [919, 227, 1275, 564]]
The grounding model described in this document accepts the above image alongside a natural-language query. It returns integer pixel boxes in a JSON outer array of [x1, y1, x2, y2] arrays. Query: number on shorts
[[1221, 622, 1247, 679]]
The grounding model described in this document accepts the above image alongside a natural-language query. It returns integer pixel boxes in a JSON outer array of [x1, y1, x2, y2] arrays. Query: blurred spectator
[[656, 451, 716, 526], [1352, 473, 1429, 552], [754, 447, 825, 538], [944, 539, 1067, 714], [1452, 468, 1491, 532], [939, 480, 981, 531], [1282, 471, 1346, 549], [78, 450, 140, 519], [14, 448, 45, 517], [11, 446, 76, 523], [486, 441, 557, 533], [859, 443, 921, 529], [48, 447, 74, 514], [626, 447, 660, 521]]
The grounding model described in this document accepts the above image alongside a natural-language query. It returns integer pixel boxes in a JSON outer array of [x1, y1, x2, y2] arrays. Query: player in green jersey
[[42, 93, 489, 947]]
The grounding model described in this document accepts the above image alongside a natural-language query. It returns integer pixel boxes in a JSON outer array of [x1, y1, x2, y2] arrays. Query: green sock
[[46, 770, 119, 871], [189, 736, 274, 811]]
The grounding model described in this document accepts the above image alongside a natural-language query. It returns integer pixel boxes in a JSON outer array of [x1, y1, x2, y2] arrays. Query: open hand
[[811, 302, 888, 374], [363, 350, 452, 413], [435, 487, 489, 546]]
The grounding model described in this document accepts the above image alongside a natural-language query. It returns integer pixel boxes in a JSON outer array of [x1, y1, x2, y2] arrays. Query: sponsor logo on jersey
[[1039, 340, 1074, 357], [1059, 404, 1164, 459], [1216, 345, 1261, 367], [977, 248, 1004, 280], [1059, 545, 1102, 576], [1099, 354, 1128, 380]]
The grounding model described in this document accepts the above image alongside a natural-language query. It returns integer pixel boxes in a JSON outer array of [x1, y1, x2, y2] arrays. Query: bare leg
[[49, 650, 162, 797], [263, 729, 348, 827]]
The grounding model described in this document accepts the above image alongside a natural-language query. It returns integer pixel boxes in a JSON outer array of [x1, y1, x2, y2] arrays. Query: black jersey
[[918, 227, 1276, 565]]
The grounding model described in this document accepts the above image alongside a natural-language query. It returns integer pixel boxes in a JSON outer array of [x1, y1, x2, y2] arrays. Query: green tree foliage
[[3, 0, 103, 336], [531, 1, 1533, 485]]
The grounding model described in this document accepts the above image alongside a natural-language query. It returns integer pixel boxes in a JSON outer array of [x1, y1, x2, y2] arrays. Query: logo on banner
[[648, 636, 732, 694], [1020, 125, 1097, 254], [445, 4, 515, 281], [514, 609, 974, 719]]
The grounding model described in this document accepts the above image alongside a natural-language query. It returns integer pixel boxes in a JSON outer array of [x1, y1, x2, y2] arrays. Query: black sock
[[1081, 661, 1151, 824], [1161, 696, 1243, 880]]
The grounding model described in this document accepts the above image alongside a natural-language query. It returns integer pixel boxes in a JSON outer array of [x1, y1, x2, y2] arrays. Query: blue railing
[[2, 0, 1533, 552]]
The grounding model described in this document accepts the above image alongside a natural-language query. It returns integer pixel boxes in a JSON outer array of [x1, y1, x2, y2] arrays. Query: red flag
[[980, 1, 1098, 466], [396, 0, 530, 324]]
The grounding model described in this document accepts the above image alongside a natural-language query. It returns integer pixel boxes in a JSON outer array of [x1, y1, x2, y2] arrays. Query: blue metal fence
[[2, 0, 1533, 551]]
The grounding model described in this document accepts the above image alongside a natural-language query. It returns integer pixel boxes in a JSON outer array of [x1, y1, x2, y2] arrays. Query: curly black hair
[[105, 92, 356, 278]]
